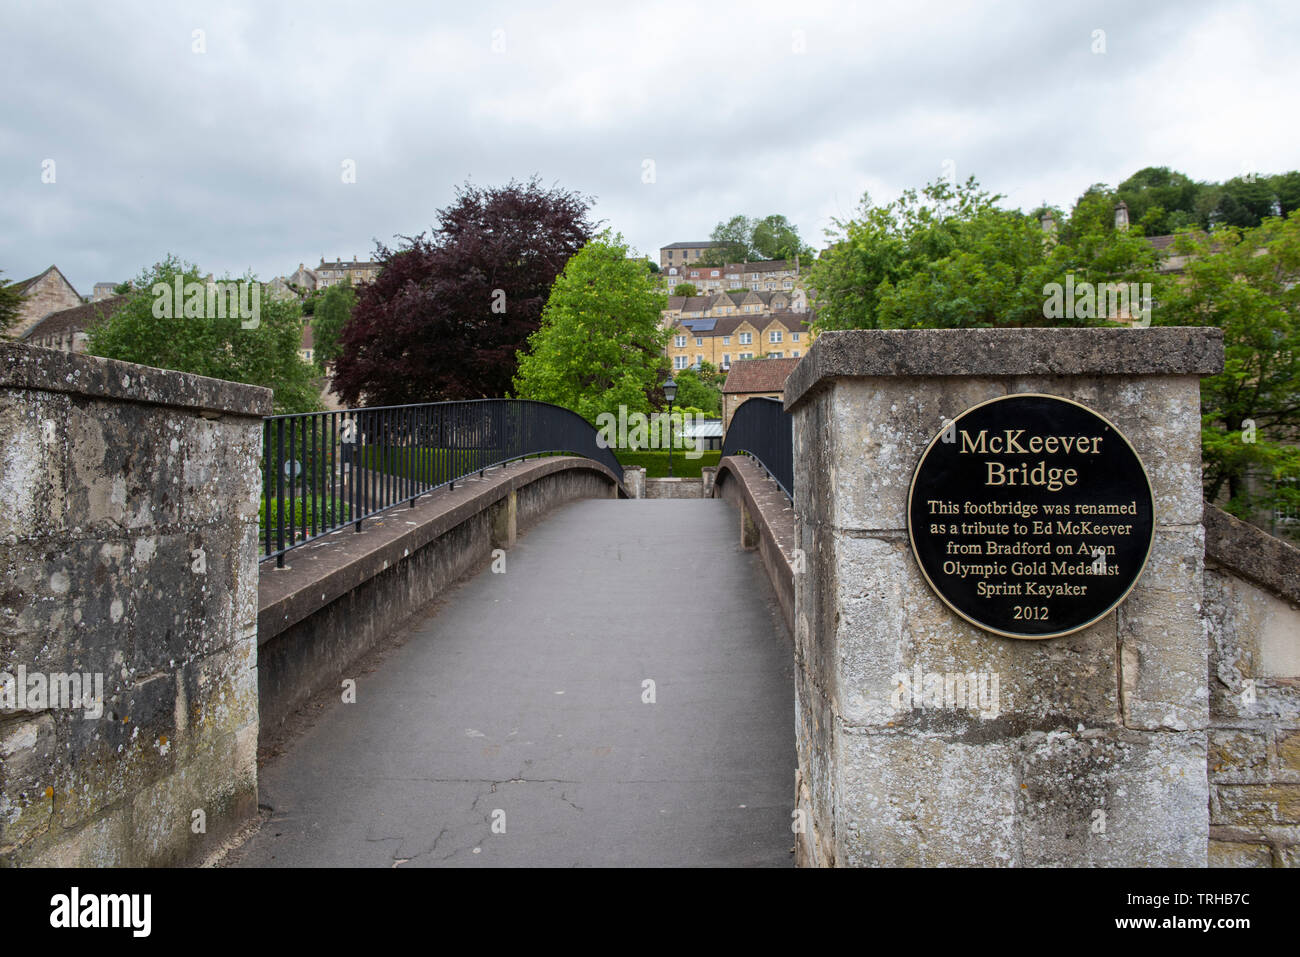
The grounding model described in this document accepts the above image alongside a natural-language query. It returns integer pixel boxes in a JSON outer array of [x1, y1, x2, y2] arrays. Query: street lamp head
[[663, 377, 677, 404]]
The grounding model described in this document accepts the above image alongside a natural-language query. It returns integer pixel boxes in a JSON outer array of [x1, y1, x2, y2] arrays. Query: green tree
[[672, 282, 697, 297], [87, 255, 320, 414], [1115, 166, 1202, 236], [0, 270, 25, 336], [671, 362, 723, 415], [700, 213, 813, 265], [704, 215, 756, 264], [1155, 212, 1300, 523], [807, 176, 1005, 330], [513, 233, 669, 424], [751, 214, 813, 262], [810, 177, 1158, 332], [310, 280, 356, 371]]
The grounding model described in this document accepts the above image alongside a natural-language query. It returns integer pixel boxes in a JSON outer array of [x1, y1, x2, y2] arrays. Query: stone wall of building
[[784, 327, 1224, 867], [0, 343, 270, 865], [1202, 505, 1300, 867], [11, 269, 82, 339]]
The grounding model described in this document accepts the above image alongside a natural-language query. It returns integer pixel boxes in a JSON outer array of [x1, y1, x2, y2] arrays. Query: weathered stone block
[[836, 728, 1018, 866], [1213, 784, 1300, 827], [0, 391, 69, 543], [1208, 839, 1273, 867], [1280, 730, 1300, 777], [1117, 526, 1207, 730], [1016, 729, 1207, 867], [1209, 729, 1269, 782]]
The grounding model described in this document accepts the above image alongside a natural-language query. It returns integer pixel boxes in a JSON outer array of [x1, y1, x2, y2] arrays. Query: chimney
[[1114, 200, 1129, 232], [1039, 208, 1056, 236]]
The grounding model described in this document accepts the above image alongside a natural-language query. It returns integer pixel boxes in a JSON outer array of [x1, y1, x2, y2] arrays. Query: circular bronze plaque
[[907, 393, 1155, 639]]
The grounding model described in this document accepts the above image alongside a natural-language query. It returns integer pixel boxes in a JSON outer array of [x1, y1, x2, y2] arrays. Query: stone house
[[720, 356, 801, 429], [6, 265, 82, 338], [21, 295, 130, 354], [659, 241, 725, 270], [316, 257, 379, 289]]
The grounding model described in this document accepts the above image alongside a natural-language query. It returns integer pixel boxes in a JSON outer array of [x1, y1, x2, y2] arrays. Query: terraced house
[[661, 257, 804, 296], [666, 311, 810, 372]]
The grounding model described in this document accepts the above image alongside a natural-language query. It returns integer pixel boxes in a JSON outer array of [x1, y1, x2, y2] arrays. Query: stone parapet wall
[[645, 477, 703, 499], [1202, 504, 1300, 867], [256, 458, 623, 740], [713, 455, 795, 637], [0, 343, 270, 865]]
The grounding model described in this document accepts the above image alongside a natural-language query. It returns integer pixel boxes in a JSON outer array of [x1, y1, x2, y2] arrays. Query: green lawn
[[614, 449, 721, 478]]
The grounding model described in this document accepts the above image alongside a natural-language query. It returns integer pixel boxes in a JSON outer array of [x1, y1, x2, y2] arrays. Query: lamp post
[[663, 375, 677, 478]]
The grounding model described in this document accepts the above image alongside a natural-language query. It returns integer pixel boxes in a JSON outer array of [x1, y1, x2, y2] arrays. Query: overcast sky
[[2, 0, 1297, 294]]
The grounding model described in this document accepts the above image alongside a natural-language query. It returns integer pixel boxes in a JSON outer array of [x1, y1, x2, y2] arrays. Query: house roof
[[673, 315, 752, 338], [11, 264, 79, 297], [680, 318, 717, 332], [318, 260, 378, 270], [661, 241, 723, 250], [722, 357, 801, 394], [672, 312, 810, 339], [733, 259, 793, 274], [21, 295, 129, 342]]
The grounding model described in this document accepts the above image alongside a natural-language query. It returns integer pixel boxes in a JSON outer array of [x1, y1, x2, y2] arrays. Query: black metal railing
[[260, 399, 623, 565], [720, 396, 793, 501]]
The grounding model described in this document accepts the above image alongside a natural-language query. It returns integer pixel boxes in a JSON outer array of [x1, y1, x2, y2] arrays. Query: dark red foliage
[[331, 177, 596, 405]]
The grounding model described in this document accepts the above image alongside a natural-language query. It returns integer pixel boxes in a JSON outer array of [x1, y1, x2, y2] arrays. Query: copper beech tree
[[332, 177, 596, 405]]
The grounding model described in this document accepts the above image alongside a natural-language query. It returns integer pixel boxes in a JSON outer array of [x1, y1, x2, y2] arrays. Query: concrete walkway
[[231, 498, 795, 867]]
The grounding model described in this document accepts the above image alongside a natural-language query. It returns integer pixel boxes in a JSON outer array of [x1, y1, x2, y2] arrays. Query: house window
[[722, 336, 730, 345], [791, 332, 800, 342], [769, 352, 782, 358], [695, 355, 703, 366], [675, 335, 687, 347], [739, 332, 752, 345], [770, 330, 783, 343], [792, 350, 800, 357], [740, 352, 754, 360], [695, 337, 703, 346], [722, 354, 731, 366], [674, 355, 688, 369], [783, 280, 793, 289]]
